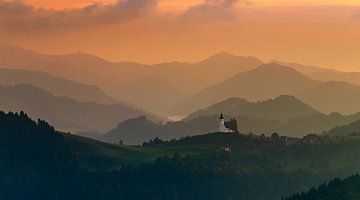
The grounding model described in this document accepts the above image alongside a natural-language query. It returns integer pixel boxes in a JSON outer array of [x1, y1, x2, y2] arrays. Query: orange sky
[[24, 0, 360, 10], [2, 0, 360, 71]]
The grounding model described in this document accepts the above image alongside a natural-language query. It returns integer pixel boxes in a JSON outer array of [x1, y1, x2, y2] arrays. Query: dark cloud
[[182, 0, 239, 21], [0, 0, 157, 32]]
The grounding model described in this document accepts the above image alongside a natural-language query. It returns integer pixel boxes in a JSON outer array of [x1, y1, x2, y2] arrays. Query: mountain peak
[[199, 52, 262, 66], [212, 51, 234, 58], [234, 63, 315, 82], [253, 63, 299, 73]]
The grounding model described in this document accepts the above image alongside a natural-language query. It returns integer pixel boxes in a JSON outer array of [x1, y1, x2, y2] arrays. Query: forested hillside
[[285, 175, 360, 200], [3, 111, 360, 200]]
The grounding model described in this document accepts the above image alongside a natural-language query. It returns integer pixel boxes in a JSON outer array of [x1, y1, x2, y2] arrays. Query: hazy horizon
[[1, 0, 360, 71], [2, 41, 360, 74]]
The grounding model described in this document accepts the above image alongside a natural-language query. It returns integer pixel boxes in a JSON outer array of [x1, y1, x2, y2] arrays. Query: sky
[[1, 0, 360, 71]]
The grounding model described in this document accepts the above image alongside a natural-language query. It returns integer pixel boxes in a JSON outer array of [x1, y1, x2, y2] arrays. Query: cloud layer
[[183, 0, 239, 21], [0, 0, 157, 32]]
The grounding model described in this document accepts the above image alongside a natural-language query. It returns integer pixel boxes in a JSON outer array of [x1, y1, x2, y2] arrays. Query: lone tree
[[224, 118, 239, 133]]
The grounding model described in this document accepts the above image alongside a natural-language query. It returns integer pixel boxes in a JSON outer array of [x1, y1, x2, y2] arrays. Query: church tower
[[219, 113, 228, 132]]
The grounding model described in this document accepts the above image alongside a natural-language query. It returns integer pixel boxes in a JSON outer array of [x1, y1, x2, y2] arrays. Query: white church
[[218, 113, 237, 133]]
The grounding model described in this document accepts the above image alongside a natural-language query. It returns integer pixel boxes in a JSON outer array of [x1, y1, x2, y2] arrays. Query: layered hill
[[0, 43, 264, 114], [109, 113, 360, 145], [171, 63, 320, 115], [186, 95, 319, 122], [102, 115, 219, 145], [0, 68, 119, 105], [173, 64, 360, 115], [326, 119, 360, 137], [297, 81, 360, 114], [0, 84, 148, 133], [275, 60, 360, 86], [4, 43, 360, 116]]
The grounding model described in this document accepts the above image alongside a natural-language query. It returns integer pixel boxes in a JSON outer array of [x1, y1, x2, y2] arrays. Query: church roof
[[219, 113, 224, 119]]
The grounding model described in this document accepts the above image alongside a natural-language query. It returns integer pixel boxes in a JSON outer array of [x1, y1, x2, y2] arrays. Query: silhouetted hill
[[0, 84, 148, 133], [172, 63, 320, 115], [187, 95, 319, 122], [326, 119, 360, 137], [102, 110, 360, 144], [0, 68, 120, 105], [102, 115, 219, 144], [298, 81, 360, 114]]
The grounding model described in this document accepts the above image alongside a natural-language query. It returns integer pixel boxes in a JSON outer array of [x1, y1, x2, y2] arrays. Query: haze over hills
[[102, 95, 360, 144], [326, 119, 360, 137], [0, 84, 149, 133], [173, 64, 360, 115], [118, 78, 189, 113], [4, 42, 360, 116], [297, 81, 360, 114], [186, 95, 319, 122], [171, 63, 320, 115], [0, 43, 264, 114], [104, 113, 360, 145], [0, 68, 119, 105], [274, 60, 360, 86]]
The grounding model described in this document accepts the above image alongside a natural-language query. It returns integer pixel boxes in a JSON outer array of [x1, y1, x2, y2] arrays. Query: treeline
[[284, 175, 360, 200]]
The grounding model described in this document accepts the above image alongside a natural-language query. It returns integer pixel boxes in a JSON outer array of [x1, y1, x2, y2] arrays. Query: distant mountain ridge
[[273, 60, 360, 86], [172, 63, 360, 115], [171, 63, 320, 115], [3, 42, 360, 116], [0, 43, 264, 114], [0, 68, 120, 105], [297, 81, 360, 114], [0, 84, 150, 133]]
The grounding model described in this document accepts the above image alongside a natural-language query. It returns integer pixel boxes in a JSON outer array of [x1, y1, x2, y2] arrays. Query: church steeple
[[219, 113, 224, 119]]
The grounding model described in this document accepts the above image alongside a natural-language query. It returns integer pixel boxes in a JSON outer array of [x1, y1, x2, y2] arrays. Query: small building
[[220, 146, 232, 153], [219, 113, 238, 133]]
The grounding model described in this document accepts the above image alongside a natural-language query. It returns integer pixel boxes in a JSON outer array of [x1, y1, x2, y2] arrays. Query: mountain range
[[172, 63, 360, 115], [0, 43, 263, 114], [0, 84, 149, 133], [3, 43, 360, 116]]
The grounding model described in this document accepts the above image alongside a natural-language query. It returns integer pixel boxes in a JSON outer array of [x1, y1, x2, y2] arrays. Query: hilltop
[[186, 95, 319, 122]]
